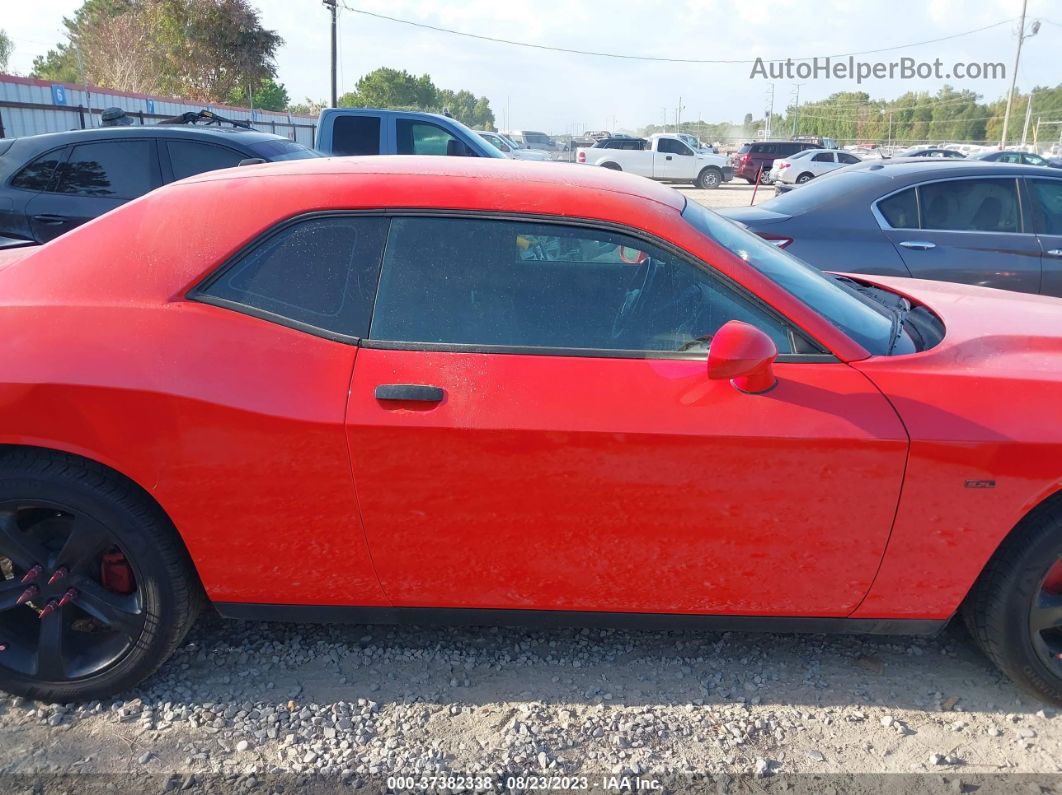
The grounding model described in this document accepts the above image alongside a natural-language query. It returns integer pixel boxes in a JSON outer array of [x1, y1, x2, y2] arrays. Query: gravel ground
[[677, 182, 776, 211], [1, 615, 1060, 790], [2, 181, 1061, 792]]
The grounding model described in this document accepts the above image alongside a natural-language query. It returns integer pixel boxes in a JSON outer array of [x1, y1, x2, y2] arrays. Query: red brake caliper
[[100, 550, 135, 595]]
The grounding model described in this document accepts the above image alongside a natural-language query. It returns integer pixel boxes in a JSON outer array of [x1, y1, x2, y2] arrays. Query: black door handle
[[32, 214, 67, 225], [375, 384, 445, 402], [665, 155, 673, 160]]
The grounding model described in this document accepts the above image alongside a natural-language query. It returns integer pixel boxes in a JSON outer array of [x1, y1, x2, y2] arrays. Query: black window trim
[[189, 208, 838, 363], [1023, 174, 1062, 235]]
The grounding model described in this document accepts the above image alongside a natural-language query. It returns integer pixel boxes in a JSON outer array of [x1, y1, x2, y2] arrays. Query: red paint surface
[[0, 157, 1056, 620]]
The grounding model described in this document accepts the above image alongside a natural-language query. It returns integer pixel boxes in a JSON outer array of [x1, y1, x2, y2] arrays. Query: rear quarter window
[[10, 148, 66, 191]]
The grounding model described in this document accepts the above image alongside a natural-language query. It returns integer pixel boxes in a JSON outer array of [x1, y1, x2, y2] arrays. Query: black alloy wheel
[[0, 502, 145, 683]]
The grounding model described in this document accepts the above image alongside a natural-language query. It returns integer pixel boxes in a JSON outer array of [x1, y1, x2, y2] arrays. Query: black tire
[[963, 503, 1062, 706], [601, 162, 622, 171], [744, 177, 755, 184], [696, 167, 722, 190], [758, 170, 771, 185], [796, 172, 814, 184], [0, 449, 202, 702]]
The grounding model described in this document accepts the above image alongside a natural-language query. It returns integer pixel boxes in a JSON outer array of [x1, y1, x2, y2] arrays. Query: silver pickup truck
[[576, 133, 734, 189]]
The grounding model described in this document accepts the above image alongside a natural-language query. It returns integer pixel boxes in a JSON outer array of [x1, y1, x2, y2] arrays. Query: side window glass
[[397, 120, 466, 156], [55, 141, 154, 198], [1029, 179, 1062, 235], [331, 115, 381, 156], [918, 179, 1020, 233], [811, 153, 833, 162], [10, 149, 66, 191], [877, 188, 918, 229], [166, 141, 246, 181], [200, 217, 387, 337], [369, 218, 794, 354], [838, 153, 861, 165]]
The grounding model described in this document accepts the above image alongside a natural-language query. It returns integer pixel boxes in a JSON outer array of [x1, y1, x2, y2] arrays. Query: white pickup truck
[[576, 133, 734, 189]]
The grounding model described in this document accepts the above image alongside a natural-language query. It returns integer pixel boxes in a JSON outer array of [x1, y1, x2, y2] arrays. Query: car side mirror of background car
[[707, 321, 779, 394]]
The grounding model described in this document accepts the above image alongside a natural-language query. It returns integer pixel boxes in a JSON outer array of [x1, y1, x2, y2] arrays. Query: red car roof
[[182, 155, 688, 214]]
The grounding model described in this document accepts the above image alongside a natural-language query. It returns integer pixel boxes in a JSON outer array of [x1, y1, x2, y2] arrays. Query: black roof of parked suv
[[0, 124, 318, 247]]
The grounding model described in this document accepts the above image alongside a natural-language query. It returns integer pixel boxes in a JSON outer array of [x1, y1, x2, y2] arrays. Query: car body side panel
[[785, 227, 913, 279], [0, 302, 386, 606], [882, 228, 1043, 295], [850, 275, 1062, 618], [347, 348, 908, 616]]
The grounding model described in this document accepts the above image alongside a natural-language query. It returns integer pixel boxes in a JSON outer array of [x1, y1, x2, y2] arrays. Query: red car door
[[346, 216, 908, 616]]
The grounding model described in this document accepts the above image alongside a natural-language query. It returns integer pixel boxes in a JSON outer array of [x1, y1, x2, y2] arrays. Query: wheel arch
[[0, 442, 204, 590], [962, 487, 1062, 602], [599, 162, 622, 170]]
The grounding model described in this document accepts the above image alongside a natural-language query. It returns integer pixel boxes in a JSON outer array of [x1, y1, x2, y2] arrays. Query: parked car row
[[1, 107, 510, 246], [724, 159, 1062, 298]]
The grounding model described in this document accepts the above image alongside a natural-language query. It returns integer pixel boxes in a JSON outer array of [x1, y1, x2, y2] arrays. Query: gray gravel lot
[[2, 180, 1060, 792]]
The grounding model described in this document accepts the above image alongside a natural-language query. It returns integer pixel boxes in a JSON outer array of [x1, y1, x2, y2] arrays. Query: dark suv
[[733, 140, 819, 184], [0, 125, 318, 245]]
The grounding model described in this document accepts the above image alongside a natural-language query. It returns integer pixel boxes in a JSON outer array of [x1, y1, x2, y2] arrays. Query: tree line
[[642, 85, 1062, 147], [15, 0, 495, 128]]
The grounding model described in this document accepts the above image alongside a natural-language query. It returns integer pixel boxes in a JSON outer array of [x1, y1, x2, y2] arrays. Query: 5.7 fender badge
[[965, 480, 996, 489]]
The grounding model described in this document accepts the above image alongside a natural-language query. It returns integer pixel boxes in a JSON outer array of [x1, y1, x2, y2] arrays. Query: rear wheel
[[0, 450, 201, 702], [964, 503, 1062, 706], [758, 169, 771, 185], [796, 172, 814, 184]]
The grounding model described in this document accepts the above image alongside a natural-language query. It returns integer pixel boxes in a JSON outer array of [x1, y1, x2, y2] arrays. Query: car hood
[[849, 273, 1062, 373]]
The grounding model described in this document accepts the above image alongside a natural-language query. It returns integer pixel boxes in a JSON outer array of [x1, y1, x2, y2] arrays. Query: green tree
[[0, 30, 13, 72], [287, 98, 327, 116], [33, 0, 135, 83], [336, 67, 495, 129], [32, 0, 282, 103], [339, 67, 436, 109], [228, 76, 289, 111]]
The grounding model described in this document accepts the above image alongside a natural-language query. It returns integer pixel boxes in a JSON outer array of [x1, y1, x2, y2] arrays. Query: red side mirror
[[707, 320, 779, 394]]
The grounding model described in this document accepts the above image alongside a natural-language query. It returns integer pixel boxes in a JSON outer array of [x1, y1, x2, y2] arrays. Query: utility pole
[[1000, 1, 1039, 149], [790, 84, 805, 137], [1020, 94, 1034, 148], [324, 0, 338, 107], [765, 83, 775, 139]]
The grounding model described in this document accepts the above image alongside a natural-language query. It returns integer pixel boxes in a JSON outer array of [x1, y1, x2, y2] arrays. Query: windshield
[[248, 140, 321, 161], [444, 117, 506, 158], [682, 200, 897, 355]]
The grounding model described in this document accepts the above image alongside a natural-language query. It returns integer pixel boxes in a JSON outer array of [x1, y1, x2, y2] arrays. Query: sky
[[4, 0, 1060, 134]]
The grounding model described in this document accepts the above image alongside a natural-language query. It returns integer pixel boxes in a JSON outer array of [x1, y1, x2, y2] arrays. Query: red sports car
[[0, 157, 1060, 705]]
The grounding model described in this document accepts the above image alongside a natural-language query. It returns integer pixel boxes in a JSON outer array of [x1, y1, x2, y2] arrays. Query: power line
[[338, 4, 1017, 65]]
